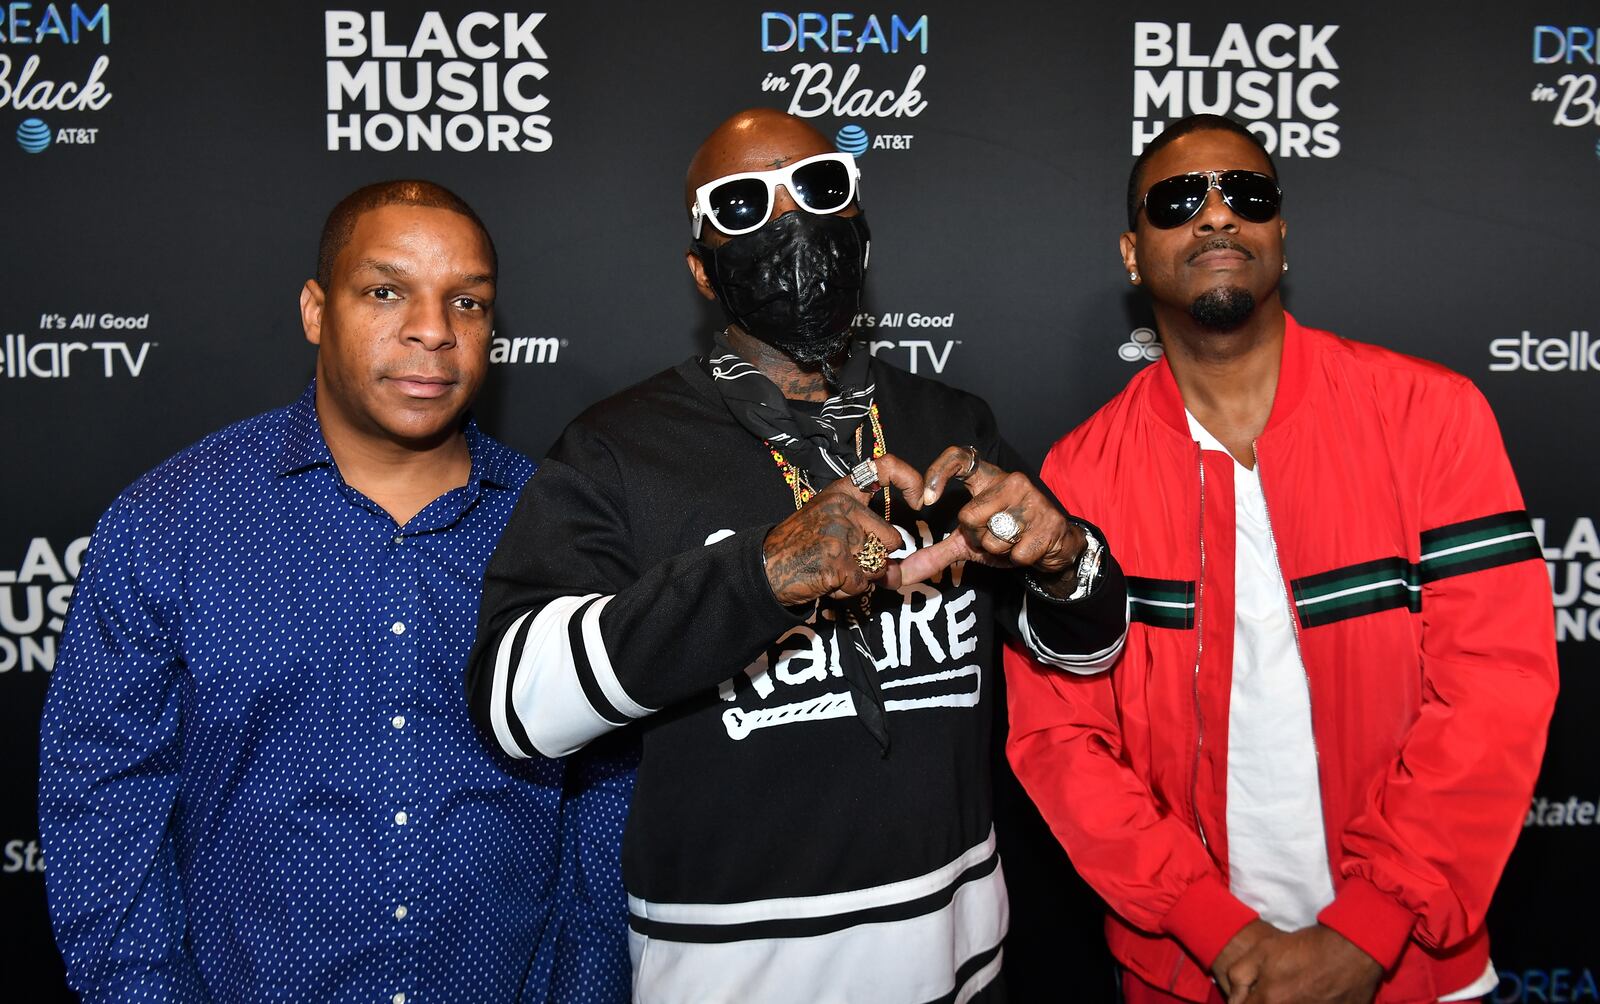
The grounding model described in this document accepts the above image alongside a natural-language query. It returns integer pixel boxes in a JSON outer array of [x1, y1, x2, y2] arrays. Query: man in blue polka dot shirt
[[38, 181, 630, 1003]]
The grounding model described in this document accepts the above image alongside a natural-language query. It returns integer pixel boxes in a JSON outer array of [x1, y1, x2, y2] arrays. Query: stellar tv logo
[[1530, 25, 1600, 154], [324, 10, 552, 152], [0, 536, 88, 674], [1, 3, 113, 152], [757, 11, 926, 153], [1537, 515, 1600, 643], [1131, 21, 1341, 158], [1489, 329, 1597, 372], [3, 312, 157, 378]]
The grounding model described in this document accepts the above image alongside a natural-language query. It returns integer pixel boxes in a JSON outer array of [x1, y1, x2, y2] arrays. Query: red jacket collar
[[1147, 310, 1316, 438]]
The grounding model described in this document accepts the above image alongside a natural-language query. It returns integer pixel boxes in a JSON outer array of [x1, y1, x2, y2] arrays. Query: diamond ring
[[987, 511, 1022, 544]]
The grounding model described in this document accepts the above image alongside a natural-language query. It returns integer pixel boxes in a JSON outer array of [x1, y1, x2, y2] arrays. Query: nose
[[1191, 179, 1238, 234], [772, 183, 803, 218], [402, 296, 458, 351]]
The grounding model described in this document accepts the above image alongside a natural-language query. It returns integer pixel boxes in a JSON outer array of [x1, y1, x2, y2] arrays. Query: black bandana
[[707, 330, 874, 488], [704, 333, 892, 752]]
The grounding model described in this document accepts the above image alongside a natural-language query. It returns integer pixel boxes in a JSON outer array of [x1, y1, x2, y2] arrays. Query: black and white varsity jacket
[[467, 354, 1128, 1004]]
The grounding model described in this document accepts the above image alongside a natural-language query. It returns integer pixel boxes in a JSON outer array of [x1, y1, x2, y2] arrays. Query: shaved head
[[684, 108, 842, 229]]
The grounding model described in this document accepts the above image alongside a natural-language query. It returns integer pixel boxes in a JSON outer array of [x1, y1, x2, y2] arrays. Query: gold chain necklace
[[765, 402, 890, 624], [765, 402, 888, 522]]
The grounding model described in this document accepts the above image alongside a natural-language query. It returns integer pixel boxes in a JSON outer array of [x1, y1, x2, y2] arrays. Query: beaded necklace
[[765, 402, 889, 522], [765, 400, 890, 630]]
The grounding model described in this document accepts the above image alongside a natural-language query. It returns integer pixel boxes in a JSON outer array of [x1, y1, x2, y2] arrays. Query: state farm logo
[[489, 332, 560, 365], [3, 838, 44, 874], [1, 536, 88, 674], [324, 10, 552, 152], [1525, 794, 1600, 828], [1119, 327, 1164, 362], [1132, 21, 1341, 158]]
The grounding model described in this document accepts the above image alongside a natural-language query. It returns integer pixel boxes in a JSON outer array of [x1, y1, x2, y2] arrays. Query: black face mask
[[693, 211, 871, 362]]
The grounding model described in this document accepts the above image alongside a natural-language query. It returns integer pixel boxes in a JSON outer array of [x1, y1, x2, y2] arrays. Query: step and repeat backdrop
[[2, 1, 1595, 1000]]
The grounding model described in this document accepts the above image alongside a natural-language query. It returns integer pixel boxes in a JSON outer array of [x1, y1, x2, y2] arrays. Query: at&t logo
[[835, 122, 868, 155], [16, 115, 48, 151]]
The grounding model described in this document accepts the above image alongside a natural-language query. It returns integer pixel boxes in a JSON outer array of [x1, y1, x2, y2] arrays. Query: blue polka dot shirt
[[38, 384, 632, 1004]]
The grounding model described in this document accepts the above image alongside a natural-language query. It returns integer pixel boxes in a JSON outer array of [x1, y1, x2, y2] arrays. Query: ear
[[1119, 231, 1139, 281], [684, 248, 717, 302], [300, 280, 326, 346]]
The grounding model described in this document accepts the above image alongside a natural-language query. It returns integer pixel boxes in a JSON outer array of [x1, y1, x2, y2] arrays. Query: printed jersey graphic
[[715, 518, 980, 740]]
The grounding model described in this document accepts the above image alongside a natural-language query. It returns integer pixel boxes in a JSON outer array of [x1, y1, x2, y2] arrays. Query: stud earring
[[1282, 260, 1289, 273], [1129, 271, 1139, 283]]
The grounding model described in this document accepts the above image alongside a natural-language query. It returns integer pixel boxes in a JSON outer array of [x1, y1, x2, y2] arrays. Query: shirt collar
[[1148, 310, 1314, 438], [276, 380, 516, 492], [277, 382, 335, 476]]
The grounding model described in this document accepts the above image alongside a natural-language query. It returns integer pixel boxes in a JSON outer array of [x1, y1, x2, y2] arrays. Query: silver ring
[[956, 446, 980, 481], [850, 459, 880, 493], [987, 511, 1022, 543]]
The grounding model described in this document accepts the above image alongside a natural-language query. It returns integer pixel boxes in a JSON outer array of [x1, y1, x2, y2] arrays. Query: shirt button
[[395, 810, 408, 825], [393, 994, 407, 1004], [391, 621, 406, 635], [391, 715, 406, 729], [394, 904, 408, 920], [392, 535, 404, 544]]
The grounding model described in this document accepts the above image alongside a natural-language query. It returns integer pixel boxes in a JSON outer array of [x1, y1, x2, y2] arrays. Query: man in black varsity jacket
[[467, 108, 1128, 1004]]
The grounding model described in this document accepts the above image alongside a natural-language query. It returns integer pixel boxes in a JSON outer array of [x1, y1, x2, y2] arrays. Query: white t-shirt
[[1186, 413, 1494, 1001]]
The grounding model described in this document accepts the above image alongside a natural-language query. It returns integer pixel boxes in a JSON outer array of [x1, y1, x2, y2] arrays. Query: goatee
[[1190, 286, 1256, 330]]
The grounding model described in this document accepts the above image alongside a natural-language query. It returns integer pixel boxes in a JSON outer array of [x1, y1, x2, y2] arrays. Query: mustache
[[1188, 237, 1255, 263]]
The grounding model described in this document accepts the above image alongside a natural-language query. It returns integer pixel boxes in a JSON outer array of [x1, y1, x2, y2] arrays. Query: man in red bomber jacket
[[1004, 114, 1557, 1004]]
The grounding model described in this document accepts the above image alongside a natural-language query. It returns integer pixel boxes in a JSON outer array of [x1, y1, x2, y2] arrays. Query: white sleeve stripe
[[582, 595, 656, 718], [1018, 596, 1130, 675], [507, 593, 625, 757], [489, 610, 536, 759]]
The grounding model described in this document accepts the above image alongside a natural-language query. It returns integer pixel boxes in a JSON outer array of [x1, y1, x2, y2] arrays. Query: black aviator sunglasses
[[1139, 170, 1282, 229]]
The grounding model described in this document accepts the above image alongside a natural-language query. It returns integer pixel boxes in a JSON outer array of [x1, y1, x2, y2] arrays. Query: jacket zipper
[[1173, 443, 1209, 993], [1251, 441, 1335, 889], [1189, 443, 1210, 853]]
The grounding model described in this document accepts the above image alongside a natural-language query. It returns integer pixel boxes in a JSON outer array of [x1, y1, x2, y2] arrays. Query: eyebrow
[[353, 259, 494, 286], [353, 259, 408, 278]]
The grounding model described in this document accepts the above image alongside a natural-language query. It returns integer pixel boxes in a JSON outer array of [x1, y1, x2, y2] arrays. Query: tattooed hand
[[762, 453, 926, 606], [895, 445, 1086, 593]]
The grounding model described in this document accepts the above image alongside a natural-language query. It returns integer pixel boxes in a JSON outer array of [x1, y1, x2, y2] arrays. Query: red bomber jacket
[[1004, 314, 1557, 1003]]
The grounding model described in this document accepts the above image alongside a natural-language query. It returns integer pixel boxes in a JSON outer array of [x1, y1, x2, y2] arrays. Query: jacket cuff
[[1316, 876, 1416, 971], [1161, 874, 1260, 968]]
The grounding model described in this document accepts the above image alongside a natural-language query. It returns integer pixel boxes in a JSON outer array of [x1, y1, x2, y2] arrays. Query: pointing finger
[[922, 445, 985, 507]]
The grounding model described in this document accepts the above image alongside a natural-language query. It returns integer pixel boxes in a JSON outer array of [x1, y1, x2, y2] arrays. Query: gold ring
[[855, 534, 889, 574]]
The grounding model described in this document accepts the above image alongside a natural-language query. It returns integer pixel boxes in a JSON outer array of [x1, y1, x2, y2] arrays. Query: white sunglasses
[[690, 152, 861, 239]]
